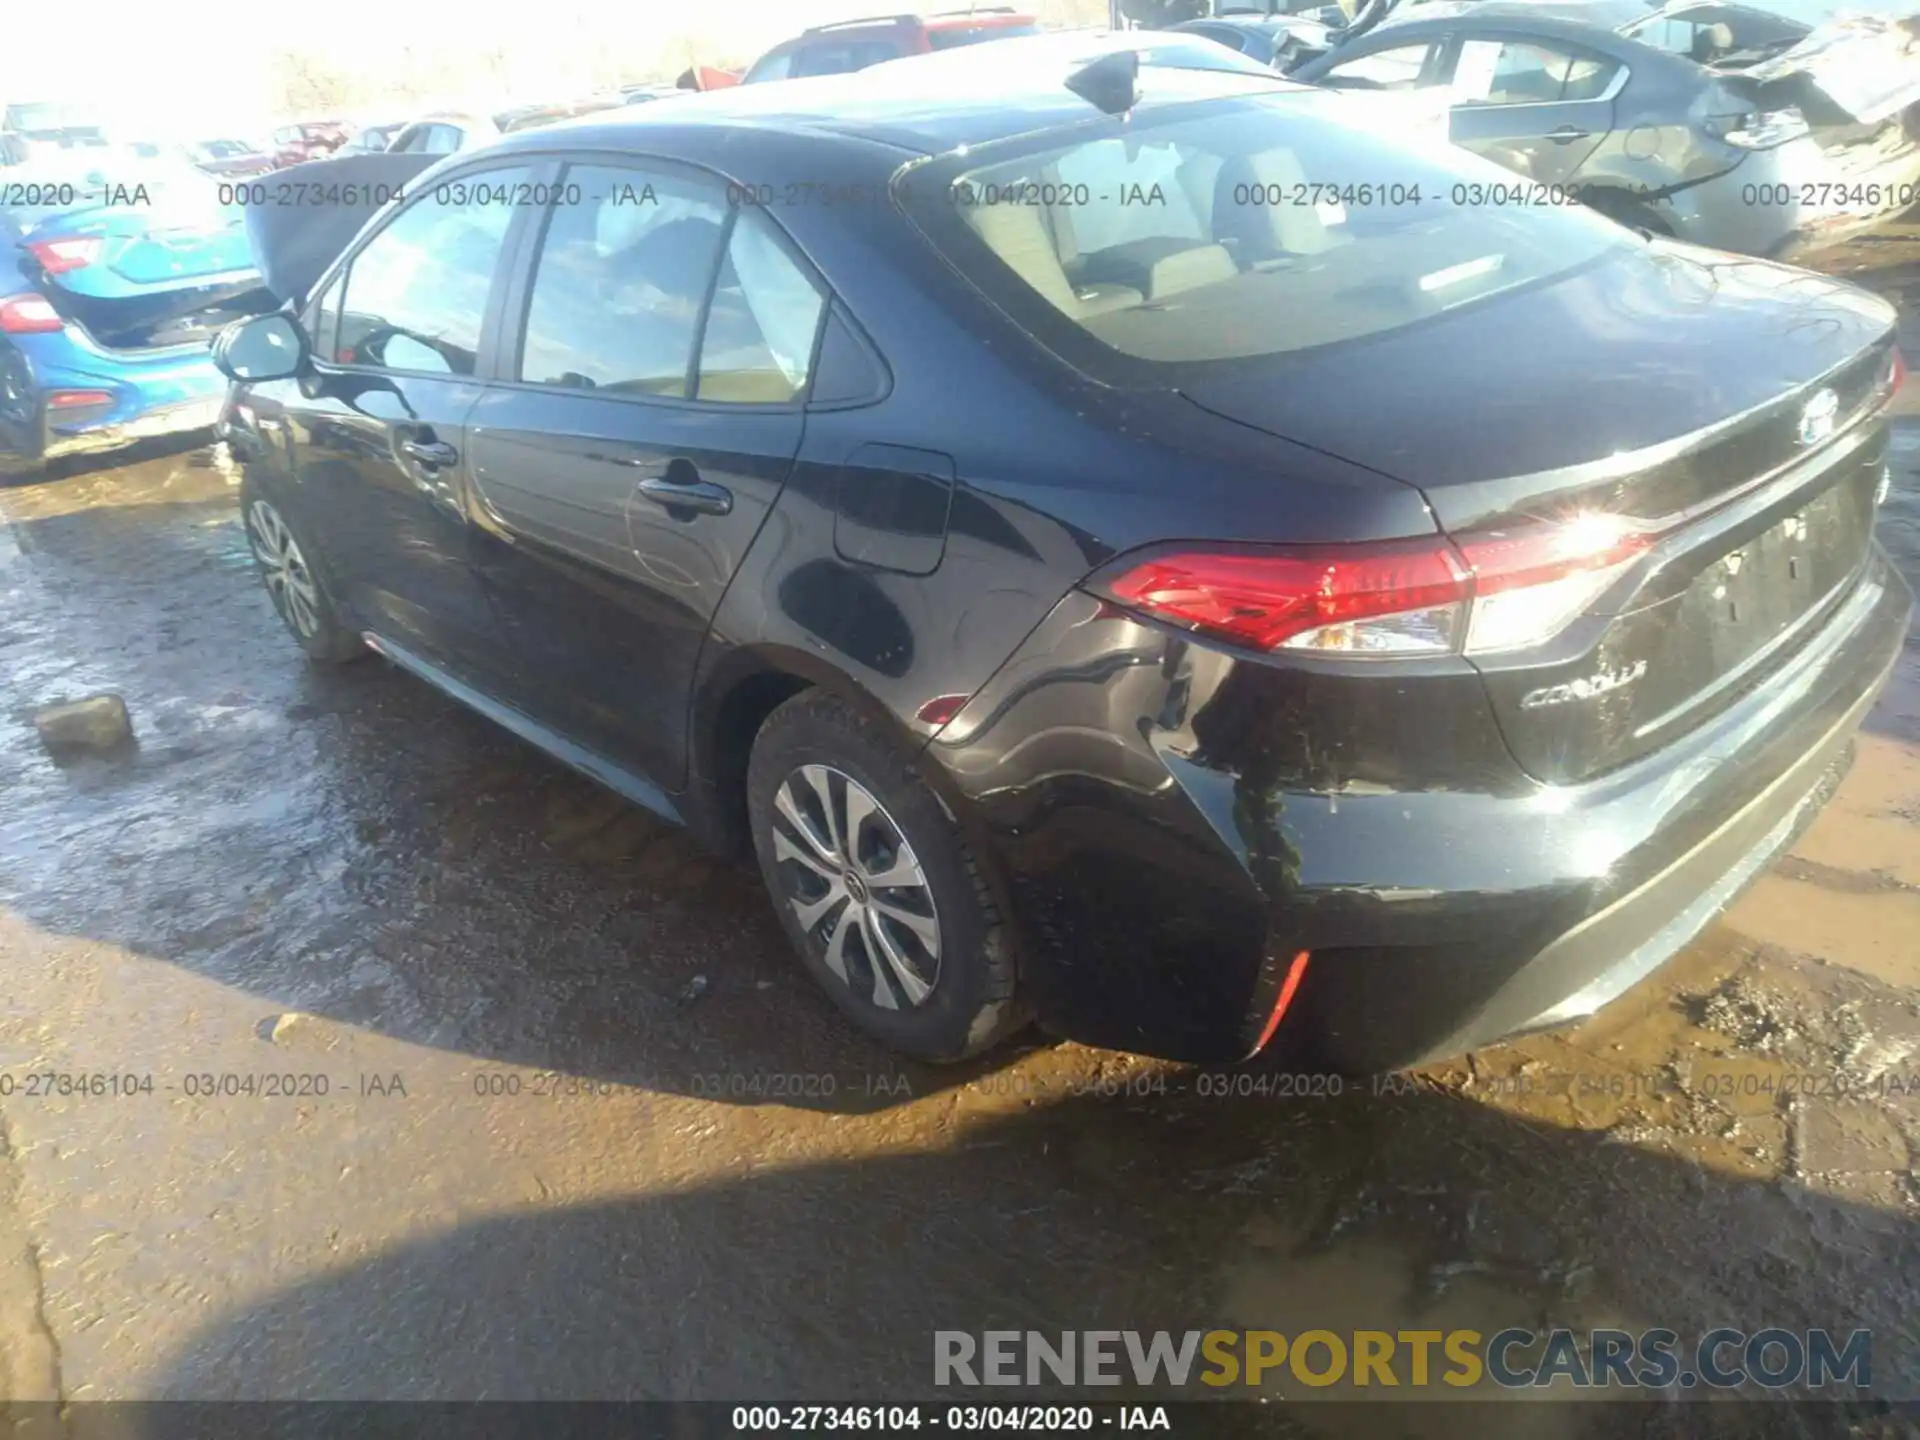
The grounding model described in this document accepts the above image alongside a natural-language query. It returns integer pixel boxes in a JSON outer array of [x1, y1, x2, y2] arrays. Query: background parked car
[[620, 83, 686, 104], [269, 121, 351, 169], [385, 113, 504, 155], [741, 7, 1043, 81], [183, 139, 275, 178], [1166, 11, 1346, 65], [335, 122, 407, 156], [0, 158, 270, 480], [495, 96, 628, 133], [1288, 0, 1920, 258], [2, 103, 108, 150]]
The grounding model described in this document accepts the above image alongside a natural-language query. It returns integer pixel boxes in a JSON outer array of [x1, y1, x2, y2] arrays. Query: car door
[[280, 163, 535, 687], [464, 159, 828, 792], [1441, 32, 1623, 183]]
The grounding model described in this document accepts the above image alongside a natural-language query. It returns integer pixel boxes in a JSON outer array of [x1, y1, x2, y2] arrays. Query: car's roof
[[1376, 0, 1657, 30], [798, 8, 1037, 32], [485, 31, 1302, 158]]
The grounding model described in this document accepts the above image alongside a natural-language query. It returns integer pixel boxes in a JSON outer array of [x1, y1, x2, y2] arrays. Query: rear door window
[[517, 165, 731, 397], [1448, 37, 1622, 103]]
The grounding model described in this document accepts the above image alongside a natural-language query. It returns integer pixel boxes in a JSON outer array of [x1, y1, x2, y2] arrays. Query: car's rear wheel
[[239, 474, 362, 663], [747, 690, 1026, 1062], [0, 344, 45, 485]]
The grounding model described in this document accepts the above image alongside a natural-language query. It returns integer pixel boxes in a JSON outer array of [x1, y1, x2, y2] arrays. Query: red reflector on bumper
[[1251, 950, 1311, 1056], [47, 390, 114, 409]]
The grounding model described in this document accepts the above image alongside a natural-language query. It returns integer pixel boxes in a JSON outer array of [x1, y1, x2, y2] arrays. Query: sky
[[2, 0, 1105, 142]]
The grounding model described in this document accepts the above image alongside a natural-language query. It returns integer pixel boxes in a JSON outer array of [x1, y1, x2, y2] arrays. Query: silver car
[[1289, 0, 1920, 258]]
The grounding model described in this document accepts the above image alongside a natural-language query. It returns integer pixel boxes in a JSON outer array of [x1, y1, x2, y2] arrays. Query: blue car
[[0, 157, 269, 480]]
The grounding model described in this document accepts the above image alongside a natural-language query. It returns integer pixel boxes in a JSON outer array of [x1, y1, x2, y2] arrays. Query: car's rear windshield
[[898, 88, 1630, 379], [928, 21, 1043, 48]]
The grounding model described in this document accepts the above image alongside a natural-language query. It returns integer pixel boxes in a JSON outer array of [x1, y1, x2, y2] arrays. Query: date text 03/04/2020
[[731, 1406, 1170, 1431]]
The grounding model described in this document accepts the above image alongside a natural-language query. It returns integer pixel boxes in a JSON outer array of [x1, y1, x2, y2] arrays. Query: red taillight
[[1104, 541, 1469, 654], [1889, 347, 1907, 397], [0, 294, 65, 334], [1099, 513, 1654, 659], [26, 236, 103, 275], [47, 389, 113, 409]]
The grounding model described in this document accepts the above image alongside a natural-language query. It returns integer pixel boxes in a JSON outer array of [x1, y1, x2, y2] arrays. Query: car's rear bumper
[[925, 543, 1913, 1070], [0, 325, 226, 471], [1680, 132, 1920, 262]]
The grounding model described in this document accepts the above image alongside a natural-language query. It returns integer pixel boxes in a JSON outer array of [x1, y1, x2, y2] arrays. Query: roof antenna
[[1066, 49, 1140, 116]]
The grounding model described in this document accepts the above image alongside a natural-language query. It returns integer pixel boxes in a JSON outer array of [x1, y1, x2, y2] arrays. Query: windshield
[[928, 21, 1045, 48], [901, 90, 1628, 377]]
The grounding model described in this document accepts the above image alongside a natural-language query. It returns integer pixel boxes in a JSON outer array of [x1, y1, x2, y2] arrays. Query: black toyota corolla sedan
[[213, 34, 1912, 1073]]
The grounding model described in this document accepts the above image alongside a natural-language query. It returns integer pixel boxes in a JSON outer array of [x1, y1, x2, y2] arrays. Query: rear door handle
[[400, 437, 459, 468], [1547, 125, 1590, 144], [636, 474, 733, 517]]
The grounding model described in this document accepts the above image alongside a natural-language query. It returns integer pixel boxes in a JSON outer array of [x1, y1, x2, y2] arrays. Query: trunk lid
[[1738, 12, 1920, 126], [1178, 243, 1900, 784], [15, 171, 272, 351]]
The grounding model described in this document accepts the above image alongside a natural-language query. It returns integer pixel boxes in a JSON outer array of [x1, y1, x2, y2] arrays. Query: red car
[[184, 139, 275, 178], [268, 121, 351, 169], [741, 7, 1041, 81]]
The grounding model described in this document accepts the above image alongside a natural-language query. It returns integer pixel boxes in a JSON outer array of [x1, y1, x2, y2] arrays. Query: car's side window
[[1450, 38, 1617, 105], [1319, 43, 1438, 90], [695, 208, 827, 404], [745, 45, 796, 82], [791, 39, 900, 77], [330, 167, 529, 376], [517, 165, 730, 398], [423, 125, 465, 154]]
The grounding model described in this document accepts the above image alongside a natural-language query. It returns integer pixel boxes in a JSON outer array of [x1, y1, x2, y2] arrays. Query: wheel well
[[1583, 187, 1673, 235], [705, 669, 814, 859]]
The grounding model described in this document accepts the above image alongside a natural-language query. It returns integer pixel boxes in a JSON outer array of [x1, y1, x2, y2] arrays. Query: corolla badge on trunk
[[1797, 388, 1840, 447], [1519, 659, 1649, 710]]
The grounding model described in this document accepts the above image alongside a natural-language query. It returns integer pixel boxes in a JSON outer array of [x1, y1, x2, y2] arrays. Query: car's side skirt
[[361, 631, 686, 828]]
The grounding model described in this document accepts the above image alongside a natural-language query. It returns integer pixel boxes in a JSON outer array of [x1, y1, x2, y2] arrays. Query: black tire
[[747, 690, 1027, 1062], [238, 471, 363, 663]]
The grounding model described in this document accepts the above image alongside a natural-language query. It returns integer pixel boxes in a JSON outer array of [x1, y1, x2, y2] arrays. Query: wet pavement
[[0, 239, 1917, 1432]]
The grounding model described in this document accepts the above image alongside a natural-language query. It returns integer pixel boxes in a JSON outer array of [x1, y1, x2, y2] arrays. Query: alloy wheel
[[769, 763, 941, 1011], [245, 498, 321, 639]]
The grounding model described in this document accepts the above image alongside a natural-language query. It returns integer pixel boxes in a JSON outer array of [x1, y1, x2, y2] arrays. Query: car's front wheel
[[747, 690, 1027, 1062], [239, 473, 362, 663]]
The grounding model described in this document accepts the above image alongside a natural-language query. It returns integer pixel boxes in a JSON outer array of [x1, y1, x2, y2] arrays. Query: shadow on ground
[[124, 1082, 1916, 1429]]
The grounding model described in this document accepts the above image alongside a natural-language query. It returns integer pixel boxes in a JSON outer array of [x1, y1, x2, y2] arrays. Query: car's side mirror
[[213, 313, 308, 382]]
